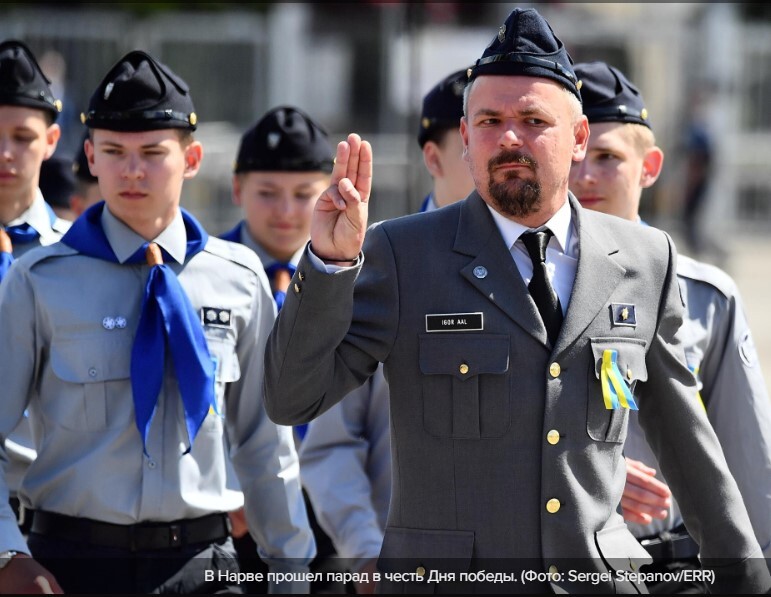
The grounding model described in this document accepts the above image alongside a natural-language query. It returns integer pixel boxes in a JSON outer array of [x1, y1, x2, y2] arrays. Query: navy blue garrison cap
[[234, 106, 334, 174], [467, 8, 581, 100], [574, 61, 650, 128], [39, 155, 76, 209], [418, 68, 468, 148], [72, 132, 97, 183], [82, 50, 197, 132], [0, 40, 62, 120]]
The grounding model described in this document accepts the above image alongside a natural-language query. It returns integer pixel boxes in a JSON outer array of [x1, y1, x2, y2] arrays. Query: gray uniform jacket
[[2, 191, 70, 495], [299, 364, 391, 568], [0, 208, 314, 580], [625, 254, 771, 558], [265, 192, 769, 594]]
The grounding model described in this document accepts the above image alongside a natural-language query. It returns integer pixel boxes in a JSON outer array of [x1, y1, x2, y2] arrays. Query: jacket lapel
[[553, 195, 626, 355], [455, 193, 548, 347]]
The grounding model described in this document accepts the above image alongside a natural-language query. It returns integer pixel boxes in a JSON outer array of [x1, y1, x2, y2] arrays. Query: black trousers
[[28, 533, 243, 595]]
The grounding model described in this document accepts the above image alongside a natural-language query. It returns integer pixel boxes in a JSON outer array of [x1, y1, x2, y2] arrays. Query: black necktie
[[521, 230, 563, 345]]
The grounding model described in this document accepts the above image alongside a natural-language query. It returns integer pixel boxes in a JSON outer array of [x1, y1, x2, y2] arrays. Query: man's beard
[[487, 150, 541, 218]]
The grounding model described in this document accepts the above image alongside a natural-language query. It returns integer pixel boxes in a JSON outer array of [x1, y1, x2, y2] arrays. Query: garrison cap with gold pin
[[234, 105, 334, 174], [0, 39, 62, 120], [467, 7, 581, 100], [82, 50, 197, 132], [574, 61, 650, 128], [417, 68, 468, 148]]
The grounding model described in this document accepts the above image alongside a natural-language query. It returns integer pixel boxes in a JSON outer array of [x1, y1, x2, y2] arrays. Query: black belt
[[639, 526, 700, 561], [31, 510, 231, 552]]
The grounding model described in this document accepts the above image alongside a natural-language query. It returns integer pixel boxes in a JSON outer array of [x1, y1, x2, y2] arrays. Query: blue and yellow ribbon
[[688, 364, 706, 412], [600, 349, 639, 410]]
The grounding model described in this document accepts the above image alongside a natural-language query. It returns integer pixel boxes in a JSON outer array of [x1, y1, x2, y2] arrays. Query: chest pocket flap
[[51, 334, 132, 383], [590, 337, 648, 383], [419, 334, 509, 379]]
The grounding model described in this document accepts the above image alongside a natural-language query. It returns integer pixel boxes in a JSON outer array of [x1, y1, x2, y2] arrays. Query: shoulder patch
[[739, 330, 758, 368]]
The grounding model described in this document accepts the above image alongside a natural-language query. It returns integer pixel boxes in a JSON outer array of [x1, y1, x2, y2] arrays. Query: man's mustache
[[488, 150, 537, 171]]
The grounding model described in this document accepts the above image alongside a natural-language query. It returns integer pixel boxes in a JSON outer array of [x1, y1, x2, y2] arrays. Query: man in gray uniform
[[569, 60, 771, 590], [0, 50, 313, 594], [264, 7, 770, 594], [0, 40, 70, 537]]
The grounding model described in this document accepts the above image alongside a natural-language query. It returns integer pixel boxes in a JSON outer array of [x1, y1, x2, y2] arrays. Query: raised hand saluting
[[310, 133, 373, 265]]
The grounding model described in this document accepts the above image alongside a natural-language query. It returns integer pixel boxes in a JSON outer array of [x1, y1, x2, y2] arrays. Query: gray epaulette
[[676, 254, 738, 300], [205, 236, 265, 276]]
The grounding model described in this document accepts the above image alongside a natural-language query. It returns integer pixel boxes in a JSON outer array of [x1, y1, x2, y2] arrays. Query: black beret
[[573, 61, 650, 128], [39, 155, 76, 209], [234, 106, 334, 174], [468, 8, 581, 100], [83, 50, 197, 132], [417, 68, 468, 148], [0, 40, 62, 120], [72, 131, 97, 183]]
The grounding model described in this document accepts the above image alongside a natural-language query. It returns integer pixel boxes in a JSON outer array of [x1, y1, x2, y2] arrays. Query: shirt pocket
[[587, 337, 648, 443], [419, 333, 509, 439], [48, 333, 134, 431], [201, 334, 241, 434]]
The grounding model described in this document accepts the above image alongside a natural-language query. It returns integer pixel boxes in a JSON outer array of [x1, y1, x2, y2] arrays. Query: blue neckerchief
[[419, 193, 432, 213], [0, 203, 57, 281], [61, 201, 215, 455], [0, 252, 13, 282], [264, 261, 297, 311], [219, 221, 242, 243]]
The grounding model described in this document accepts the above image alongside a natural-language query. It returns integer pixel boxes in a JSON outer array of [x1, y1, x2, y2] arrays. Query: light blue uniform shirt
[[0, 207, 315, 584], [624, 254, 771, 561]]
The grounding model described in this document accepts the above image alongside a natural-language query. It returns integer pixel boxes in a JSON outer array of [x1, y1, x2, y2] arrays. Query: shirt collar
[[239, 222, 304, 267], [486, 197, 572, 252], [6, 190, 55, 233], [102, 207, 188, 264]]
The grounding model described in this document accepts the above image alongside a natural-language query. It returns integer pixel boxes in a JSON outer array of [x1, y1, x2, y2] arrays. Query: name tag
[[425, 312, 483, 332]]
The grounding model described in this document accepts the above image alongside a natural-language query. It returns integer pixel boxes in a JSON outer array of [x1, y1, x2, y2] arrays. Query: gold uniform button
[[298, 271, 305, 282], [626, 368, 633, 380], [629, 559, 637, 571], [459, 363, 469, 375], [294, 283, 301, 293], [549, 362, 561, 378], [548, 564, 559, 576], [416, 566, 426, 578], [546, 430, 560, 445], [546, 498, 561, 514]]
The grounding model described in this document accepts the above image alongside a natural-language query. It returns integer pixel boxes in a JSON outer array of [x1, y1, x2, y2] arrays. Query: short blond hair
[[620, 123, 657, 156]]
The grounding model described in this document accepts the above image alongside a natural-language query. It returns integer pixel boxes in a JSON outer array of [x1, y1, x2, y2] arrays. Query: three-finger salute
[[311, 133, 373, 265]]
